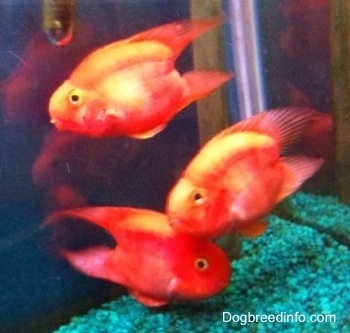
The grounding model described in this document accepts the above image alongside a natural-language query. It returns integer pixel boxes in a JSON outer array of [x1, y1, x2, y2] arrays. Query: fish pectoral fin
[[130, 290, 169, 307], [61, 245, 115, 280], [237, 220, 268, 238], [129, 124, 166, 139], [104, 108, 125, 119]]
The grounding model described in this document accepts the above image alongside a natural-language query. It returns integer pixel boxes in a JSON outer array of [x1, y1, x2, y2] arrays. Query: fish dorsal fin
[[44, 207, 172, 244], [182, 71, 233, 107], [130, 15, 224, 59], [44, 207, 131, 240], [238, 220, 268, 238], [277, 156, 324, 202], [130, 290, 169, 307], [212, 107, 319, 152]]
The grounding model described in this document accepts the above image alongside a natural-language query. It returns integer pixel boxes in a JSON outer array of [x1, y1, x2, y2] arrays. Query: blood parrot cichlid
[[48, 16, 233, 139], [166, 108, 324, 238], [44, 207, 231, 306]]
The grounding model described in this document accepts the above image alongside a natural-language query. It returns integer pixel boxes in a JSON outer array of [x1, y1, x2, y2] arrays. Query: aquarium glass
[[0, 1, 348, 333]]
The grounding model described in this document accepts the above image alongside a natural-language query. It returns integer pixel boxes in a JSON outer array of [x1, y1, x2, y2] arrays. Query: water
[[0, 1, 199, 331], [0, 1, 347, 332]]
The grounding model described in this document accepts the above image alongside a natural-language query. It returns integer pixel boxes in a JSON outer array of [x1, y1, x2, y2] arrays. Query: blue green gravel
[[54, 192, 350, 333]]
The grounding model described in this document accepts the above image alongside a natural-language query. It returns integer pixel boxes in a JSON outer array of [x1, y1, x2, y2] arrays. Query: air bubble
[[42, 0, 76, 46]]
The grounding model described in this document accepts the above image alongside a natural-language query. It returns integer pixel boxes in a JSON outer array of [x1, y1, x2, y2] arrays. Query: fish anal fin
[[183, 71, 233, 105], [238, 220, 268, 238], [278, 156, 324, 202], [129, 124, 166, 139], [130, 290, 169, 307]]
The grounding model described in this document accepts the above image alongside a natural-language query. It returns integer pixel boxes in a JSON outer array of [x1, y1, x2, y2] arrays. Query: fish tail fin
[[132, 15, 224, 59], [181, 70, 233, 106], [277, 156, 324, 202], [61, 246, 117, 280], [217, 107, 321, 152]]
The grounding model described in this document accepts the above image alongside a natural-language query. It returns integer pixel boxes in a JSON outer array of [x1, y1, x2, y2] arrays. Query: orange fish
[[166, 108, 324, 238], [48, 16, 233, 138], [44, 207, 231, 306]]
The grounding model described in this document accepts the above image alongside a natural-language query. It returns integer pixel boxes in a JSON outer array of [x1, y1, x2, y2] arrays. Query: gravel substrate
[[54, 192, 350, 333]]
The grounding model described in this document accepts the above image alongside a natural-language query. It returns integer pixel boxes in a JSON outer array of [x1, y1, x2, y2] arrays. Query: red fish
[[280, 0, 331, 112], [31, 130, 142, 211], [166, 108, 324, 238], [44, 207, 231, 306], [0, 23, 96, 126], [299, 113, 333, 159], [48, 16, 233, 138]]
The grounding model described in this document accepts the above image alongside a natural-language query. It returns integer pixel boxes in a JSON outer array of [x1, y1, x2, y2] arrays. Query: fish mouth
[[50, 117, 82, 133], [50, 118, 64, 130], [168, 277, 216, 300], [50, 118, 57, 124], [50, 117, 67, 128]]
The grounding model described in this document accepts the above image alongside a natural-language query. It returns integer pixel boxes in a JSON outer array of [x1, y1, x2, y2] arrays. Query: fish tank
[[0, 0, 349, 332]]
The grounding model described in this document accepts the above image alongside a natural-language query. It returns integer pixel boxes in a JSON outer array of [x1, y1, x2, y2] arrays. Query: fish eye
[[68, 89, 83, 106], [190, 188, 207, 206], [195, 258, 209, 271]]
